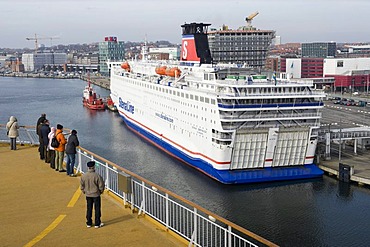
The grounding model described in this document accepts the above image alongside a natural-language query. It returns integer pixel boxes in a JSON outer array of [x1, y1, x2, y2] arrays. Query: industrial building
[[148, 47, 180, 60], [301, 42, 336, 58], [22, 53, 67, 71], [270, 57, 370, 93], [99, 36, 125, 75], [207, 12, 275, 67], [324, 58, 370, 93]]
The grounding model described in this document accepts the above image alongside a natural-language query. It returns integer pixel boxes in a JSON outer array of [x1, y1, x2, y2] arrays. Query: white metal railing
[[0, 125, 277, 247], [220, 112, 322, 121], [0, 124, 39, 145], [75, 148, 277, 247]]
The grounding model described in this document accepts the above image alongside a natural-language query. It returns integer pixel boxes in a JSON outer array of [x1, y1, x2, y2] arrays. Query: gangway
[[318, 126, 370, 159]]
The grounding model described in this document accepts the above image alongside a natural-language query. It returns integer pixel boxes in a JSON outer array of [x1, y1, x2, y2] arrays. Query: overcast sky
[[1, 0, 369, 48]]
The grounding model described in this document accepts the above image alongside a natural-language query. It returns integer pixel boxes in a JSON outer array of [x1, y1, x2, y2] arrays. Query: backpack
[[51, 133, 60, 148]]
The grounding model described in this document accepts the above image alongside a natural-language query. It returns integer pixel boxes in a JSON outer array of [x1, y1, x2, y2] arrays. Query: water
[[1, 77, 370, 247]]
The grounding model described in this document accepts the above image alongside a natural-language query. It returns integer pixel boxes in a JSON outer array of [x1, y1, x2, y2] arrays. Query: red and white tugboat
[[82, 79, 105, 110]]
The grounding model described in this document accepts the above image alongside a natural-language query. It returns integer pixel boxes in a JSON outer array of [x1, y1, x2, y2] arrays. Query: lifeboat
[[121, 62, 130, 72], [165, 67, 181, 77], [155, 66, 167, 75]]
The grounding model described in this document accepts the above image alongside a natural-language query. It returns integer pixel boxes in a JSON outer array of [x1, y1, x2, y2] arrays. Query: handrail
[[0, 125, 278, 247], [77, 147, 277, 247]]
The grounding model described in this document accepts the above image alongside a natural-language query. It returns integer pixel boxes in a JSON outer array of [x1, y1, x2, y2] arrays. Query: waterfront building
[[21, 53, 67, 71], [99, 36, 124, 76], [207, 22, 275, 67], [324, 58, 370, 92], [282, 57, 324, 79], [149, 47, 180, 60], [301, 42, 336, 58]]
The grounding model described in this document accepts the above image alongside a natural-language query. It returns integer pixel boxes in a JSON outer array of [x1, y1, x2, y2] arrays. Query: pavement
[[318, 143, 370, 185], [0, 144, 185, 247]]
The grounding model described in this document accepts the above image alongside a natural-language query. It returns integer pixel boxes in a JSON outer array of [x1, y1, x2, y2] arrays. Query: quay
[[0, 144, 184, 247], [0, 72, 110, 90], [318, 146, 370, 186]]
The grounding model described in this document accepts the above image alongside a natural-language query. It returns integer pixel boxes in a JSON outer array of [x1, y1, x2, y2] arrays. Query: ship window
[[205, 98, 209, 103], [195, 95, 199, 101], [190, 94, 193, 100], [211, 99, 215, 104], [186, 93, 189, 98], [165, 89, 168, 93], [177, 92, 180, 96], [200, 96, 204, 102], [181, 93, 184, 97]]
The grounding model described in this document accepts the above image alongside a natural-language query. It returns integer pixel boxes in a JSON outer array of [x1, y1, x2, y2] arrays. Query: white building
[[22, 53, 67, 71], [285, 58, 302, 79], [323, 58, 370, 76]]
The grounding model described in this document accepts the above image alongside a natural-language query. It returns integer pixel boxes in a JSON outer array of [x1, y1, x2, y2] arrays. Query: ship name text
[[156, 112, 174, 123], [119, 97, 135, 114]]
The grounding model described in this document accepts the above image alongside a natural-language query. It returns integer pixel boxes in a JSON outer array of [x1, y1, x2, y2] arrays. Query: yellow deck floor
[[0, 144, 184, 247]]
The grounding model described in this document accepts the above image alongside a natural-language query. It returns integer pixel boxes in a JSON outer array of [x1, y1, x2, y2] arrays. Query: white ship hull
[[110, 61, 325, 184]]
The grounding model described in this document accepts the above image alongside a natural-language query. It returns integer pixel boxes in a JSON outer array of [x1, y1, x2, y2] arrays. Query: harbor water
[[1, 77, 370, 247]]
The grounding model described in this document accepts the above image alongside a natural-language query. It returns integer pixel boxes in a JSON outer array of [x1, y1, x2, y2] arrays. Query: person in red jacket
[[54, 124, 67, 172]]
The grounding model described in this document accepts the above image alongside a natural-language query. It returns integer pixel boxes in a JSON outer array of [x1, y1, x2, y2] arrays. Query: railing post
[[105, 162, 109, 190], [228, 225, 232, 247], [138, 181, 146, 215], [77, 150, 82, 174], [165, 193, 169, 229], [188, 207, 197, 247], [130, 179, 135, 213]]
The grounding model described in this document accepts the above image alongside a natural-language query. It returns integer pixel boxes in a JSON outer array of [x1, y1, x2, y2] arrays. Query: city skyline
[[1, 0, 370, 49]]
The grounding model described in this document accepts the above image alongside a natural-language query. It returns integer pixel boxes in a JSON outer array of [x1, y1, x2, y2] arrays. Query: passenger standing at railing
[[36, 113, 46, 159], [65, 129, 79, 177], [80, 161, 105, 228], [54, 124, 67, 172], [47, 127, 56, 169], [40, 119, 51, 163], [6, 116, 19, 150]]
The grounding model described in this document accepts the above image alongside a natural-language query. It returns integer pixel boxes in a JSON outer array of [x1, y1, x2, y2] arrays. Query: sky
[[1, 0, 370, 49]]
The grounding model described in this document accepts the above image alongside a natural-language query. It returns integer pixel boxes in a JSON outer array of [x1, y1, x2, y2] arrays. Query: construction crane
[[246, 11, 259, 28], [26, 34, 60, 53]]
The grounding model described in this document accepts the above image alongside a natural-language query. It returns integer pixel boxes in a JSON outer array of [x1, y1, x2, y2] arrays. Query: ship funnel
[[180, 23, 213, 65]]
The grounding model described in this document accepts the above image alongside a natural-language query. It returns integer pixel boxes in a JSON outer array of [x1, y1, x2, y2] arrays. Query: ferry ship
[[110, 23, 325, 184]]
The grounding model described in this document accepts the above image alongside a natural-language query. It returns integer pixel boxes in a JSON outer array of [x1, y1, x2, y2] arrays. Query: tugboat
[[82, 79, 105, 110], [105, 96, 118, 112]]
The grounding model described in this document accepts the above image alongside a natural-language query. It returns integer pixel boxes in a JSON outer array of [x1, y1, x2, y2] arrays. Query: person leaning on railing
[[6, 116, 19, 150]]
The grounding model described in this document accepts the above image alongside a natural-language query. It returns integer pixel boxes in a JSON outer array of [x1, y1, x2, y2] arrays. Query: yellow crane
[[26, 34, 60, 52], [246, 11, 259, 28]]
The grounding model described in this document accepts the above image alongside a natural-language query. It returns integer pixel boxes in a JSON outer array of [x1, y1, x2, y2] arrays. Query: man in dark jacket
[[36, 113, 46, 159], [80, 161, 105, 228], [40, 119, 51, 162], [65, 129, 80, 176]]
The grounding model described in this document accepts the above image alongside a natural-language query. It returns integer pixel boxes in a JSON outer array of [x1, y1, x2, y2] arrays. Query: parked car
[[346, 99, 355, 106]]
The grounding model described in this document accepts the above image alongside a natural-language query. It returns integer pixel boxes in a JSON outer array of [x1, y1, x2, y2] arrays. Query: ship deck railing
[[220, 112, 322, 121], [0, 125, 277, 247]]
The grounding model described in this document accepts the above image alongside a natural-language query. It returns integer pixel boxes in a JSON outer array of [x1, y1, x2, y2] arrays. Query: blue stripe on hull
[[120, 115, 323, 184]]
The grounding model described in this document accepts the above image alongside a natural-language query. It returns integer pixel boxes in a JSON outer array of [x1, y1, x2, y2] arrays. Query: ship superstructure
[[110, 23, 324, 184]]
